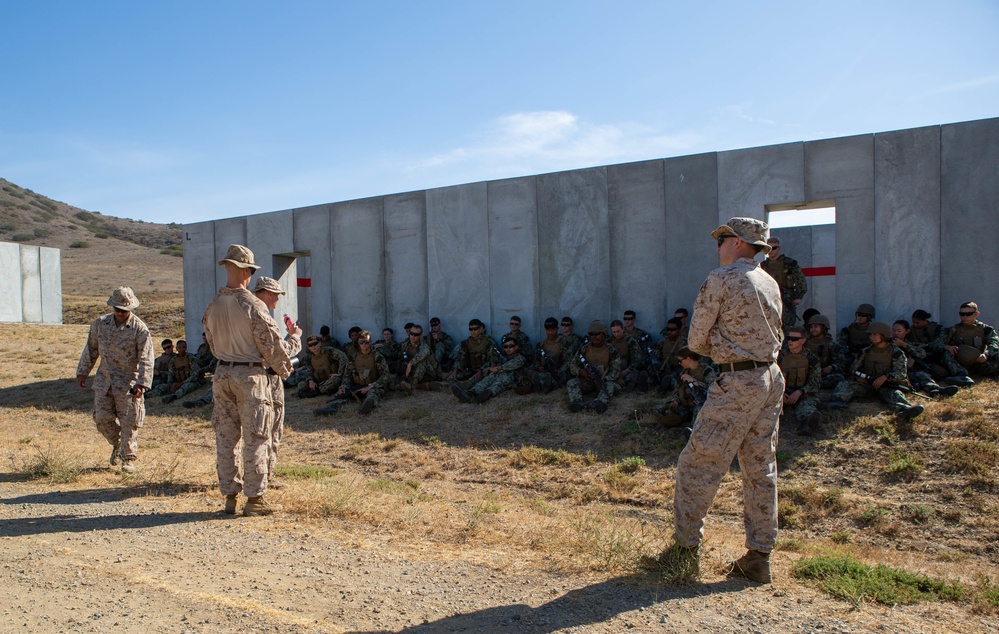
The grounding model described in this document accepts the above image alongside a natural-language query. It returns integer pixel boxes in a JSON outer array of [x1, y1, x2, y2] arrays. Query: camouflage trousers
[[93, 385, 145, 461], [820, 372, 845, 390], [566, 377, 620, 406], [145, 381, 178, 397], [171, 375, 208, 399], [941, 351, 999, 378], [833, 380, 912, 411], [268, 375, 285, 480], [674, 364, 783, 553], [471, 371, 521, 397], [212, 366, 274, 498], [782, 394, 819, 424], [909, 370, 943, 393], [328, 383, 386, 408]]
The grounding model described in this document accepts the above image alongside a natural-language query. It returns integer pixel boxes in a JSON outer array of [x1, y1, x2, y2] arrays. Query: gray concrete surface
[[183, 117, 999, 348], [0, 241, 61, 324]]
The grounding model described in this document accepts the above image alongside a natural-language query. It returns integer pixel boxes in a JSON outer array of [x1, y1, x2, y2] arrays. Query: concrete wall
[[0, 241, 62, 324], [183, 117, 999, 346]]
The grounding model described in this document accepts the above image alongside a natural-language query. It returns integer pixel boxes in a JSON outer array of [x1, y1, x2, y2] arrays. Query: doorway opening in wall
[[765, 200, 837, 331]]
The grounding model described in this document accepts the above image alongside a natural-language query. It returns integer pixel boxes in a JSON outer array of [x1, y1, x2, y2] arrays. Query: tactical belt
[[717, 360, 771, 373], [218, 361, 264, 367]]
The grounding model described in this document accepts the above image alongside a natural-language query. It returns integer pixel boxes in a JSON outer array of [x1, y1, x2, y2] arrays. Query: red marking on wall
[[802, 266, 836, 277], [297, 278, 312, 288]]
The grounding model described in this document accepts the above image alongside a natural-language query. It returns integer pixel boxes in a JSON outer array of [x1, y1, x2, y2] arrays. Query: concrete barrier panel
[[537, 168, 609, 328], [212, 217, 247, 290], [0, 242, 23, 322], [664, 153, 719, 320], [488, 176, 539, 335], [718, 142, 804, 223], [941, 118, 999, 324], [608, 160, 667, 331], [427, 183, 490, 332], [875, 126, 941, 323], [805, 134, 874, 331], [247, 209, 295, 279], [39, 247, 62, 324], [20, 245, 42, 323], [182, 221, 217, 344], [294, 204, 333, 337], [384, 191, 429, 331], [330, 197, 385, 336]]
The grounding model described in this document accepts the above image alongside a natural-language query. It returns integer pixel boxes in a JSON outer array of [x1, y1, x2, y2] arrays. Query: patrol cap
[[107, 286, 140, 311], [856, 303, 876, 317], [252, 276, 285, 294], [218, 244, 260, 270], [588, 320, 608, 335], [868, 321, 892, 338], [711, 217, 772, 254], [811, 315, 831, 329]]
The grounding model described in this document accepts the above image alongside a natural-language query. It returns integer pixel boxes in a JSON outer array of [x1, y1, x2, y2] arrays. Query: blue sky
[[1, 1, 996, 224]]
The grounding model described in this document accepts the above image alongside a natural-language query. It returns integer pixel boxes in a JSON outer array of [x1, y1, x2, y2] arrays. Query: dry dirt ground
[[2, 322, 998, 633]]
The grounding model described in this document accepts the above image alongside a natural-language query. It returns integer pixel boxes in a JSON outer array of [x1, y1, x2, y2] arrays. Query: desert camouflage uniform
[[267, 334, 302, 482], [566, 343, 624, 407], [77, 313, 155, 461], [805, 333, 847, 389], [761, 253, 807, 329], [659, 360, 717, 423], [400, 338, 441, 387], [777, 347, 821, 424], [471, 351, 531, 397], [203, 287, 296, 498], [674, 256, 784, 554], [940, 320, 999, 378], [833, 344, 914, 412]]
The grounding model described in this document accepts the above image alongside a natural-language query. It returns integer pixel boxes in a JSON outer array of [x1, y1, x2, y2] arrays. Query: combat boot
[[109, 441, 121, 466], [937, 385, 959, 397], [182, 399, 201, 409], [801, 411, 820, 436], [476, 390, 491, 404], [945, 375, 974, 387], [120, 459, 137, 474], [589, 401, 608, 414], [568, 401, 584, 413], [243, 496, 282, 517], [538, 373, 554, 394], [224, 494, 238, 515], [358, 398, 376, 415], [898, 404, 924, 421], [399, 381, 415, 396], [451, 384, 473, 403], [730, 549, 771, 584], [826, 400, 849, 410], [162, 394, 178, 404], [314, 403, 339, 416]]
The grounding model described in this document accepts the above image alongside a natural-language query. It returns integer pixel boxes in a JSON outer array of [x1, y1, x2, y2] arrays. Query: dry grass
[[2, 319, 999, 614]]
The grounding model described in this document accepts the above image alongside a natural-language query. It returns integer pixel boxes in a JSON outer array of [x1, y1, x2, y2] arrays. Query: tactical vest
[[352, 353, 378, 386], [540, 338, 562, 365], [911, 322, 941, 345], [173, 354, 192, 383], [805, 337, 831, 367], [610, 338, 631, 364], [950, 323, 986, 351], [780, 351, 810, 390], [762, 257, 786, 288], [465, 337, 491, 369], [583, 344, 611, 376], [312, 353, 333, 383], [847, 324, 870, 351], [661, 336, 684, 368], [862, 346, 893, 378]]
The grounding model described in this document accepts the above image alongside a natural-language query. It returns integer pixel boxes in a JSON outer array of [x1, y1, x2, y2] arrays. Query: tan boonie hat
[[711, 217, 772, 254], [868, 322, 892, 338], [252, 276, 284, 294], [107, 286, 140, 311], [218, 244, 260, 270]]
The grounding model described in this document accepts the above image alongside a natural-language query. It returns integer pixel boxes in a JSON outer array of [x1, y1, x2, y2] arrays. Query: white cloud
[[405, 110, 701, 181]]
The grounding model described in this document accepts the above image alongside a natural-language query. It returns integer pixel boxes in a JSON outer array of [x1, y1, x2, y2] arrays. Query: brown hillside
[[1, 178, 185, 335]]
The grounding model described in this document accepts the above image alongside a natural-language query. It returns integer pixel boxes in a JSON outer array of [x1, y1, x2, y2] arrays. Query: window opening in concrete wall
[[765, 200, 837, 331]]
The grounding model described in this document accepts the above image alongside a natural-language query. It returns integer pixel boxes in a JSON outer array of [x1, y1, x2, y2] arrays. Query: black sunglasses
[[856, 312, 871, 318], [587, 331, 605, 337], [959, 311, 975, 317], [787, 336, 805, 341], [716, 235, 735, 247]]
